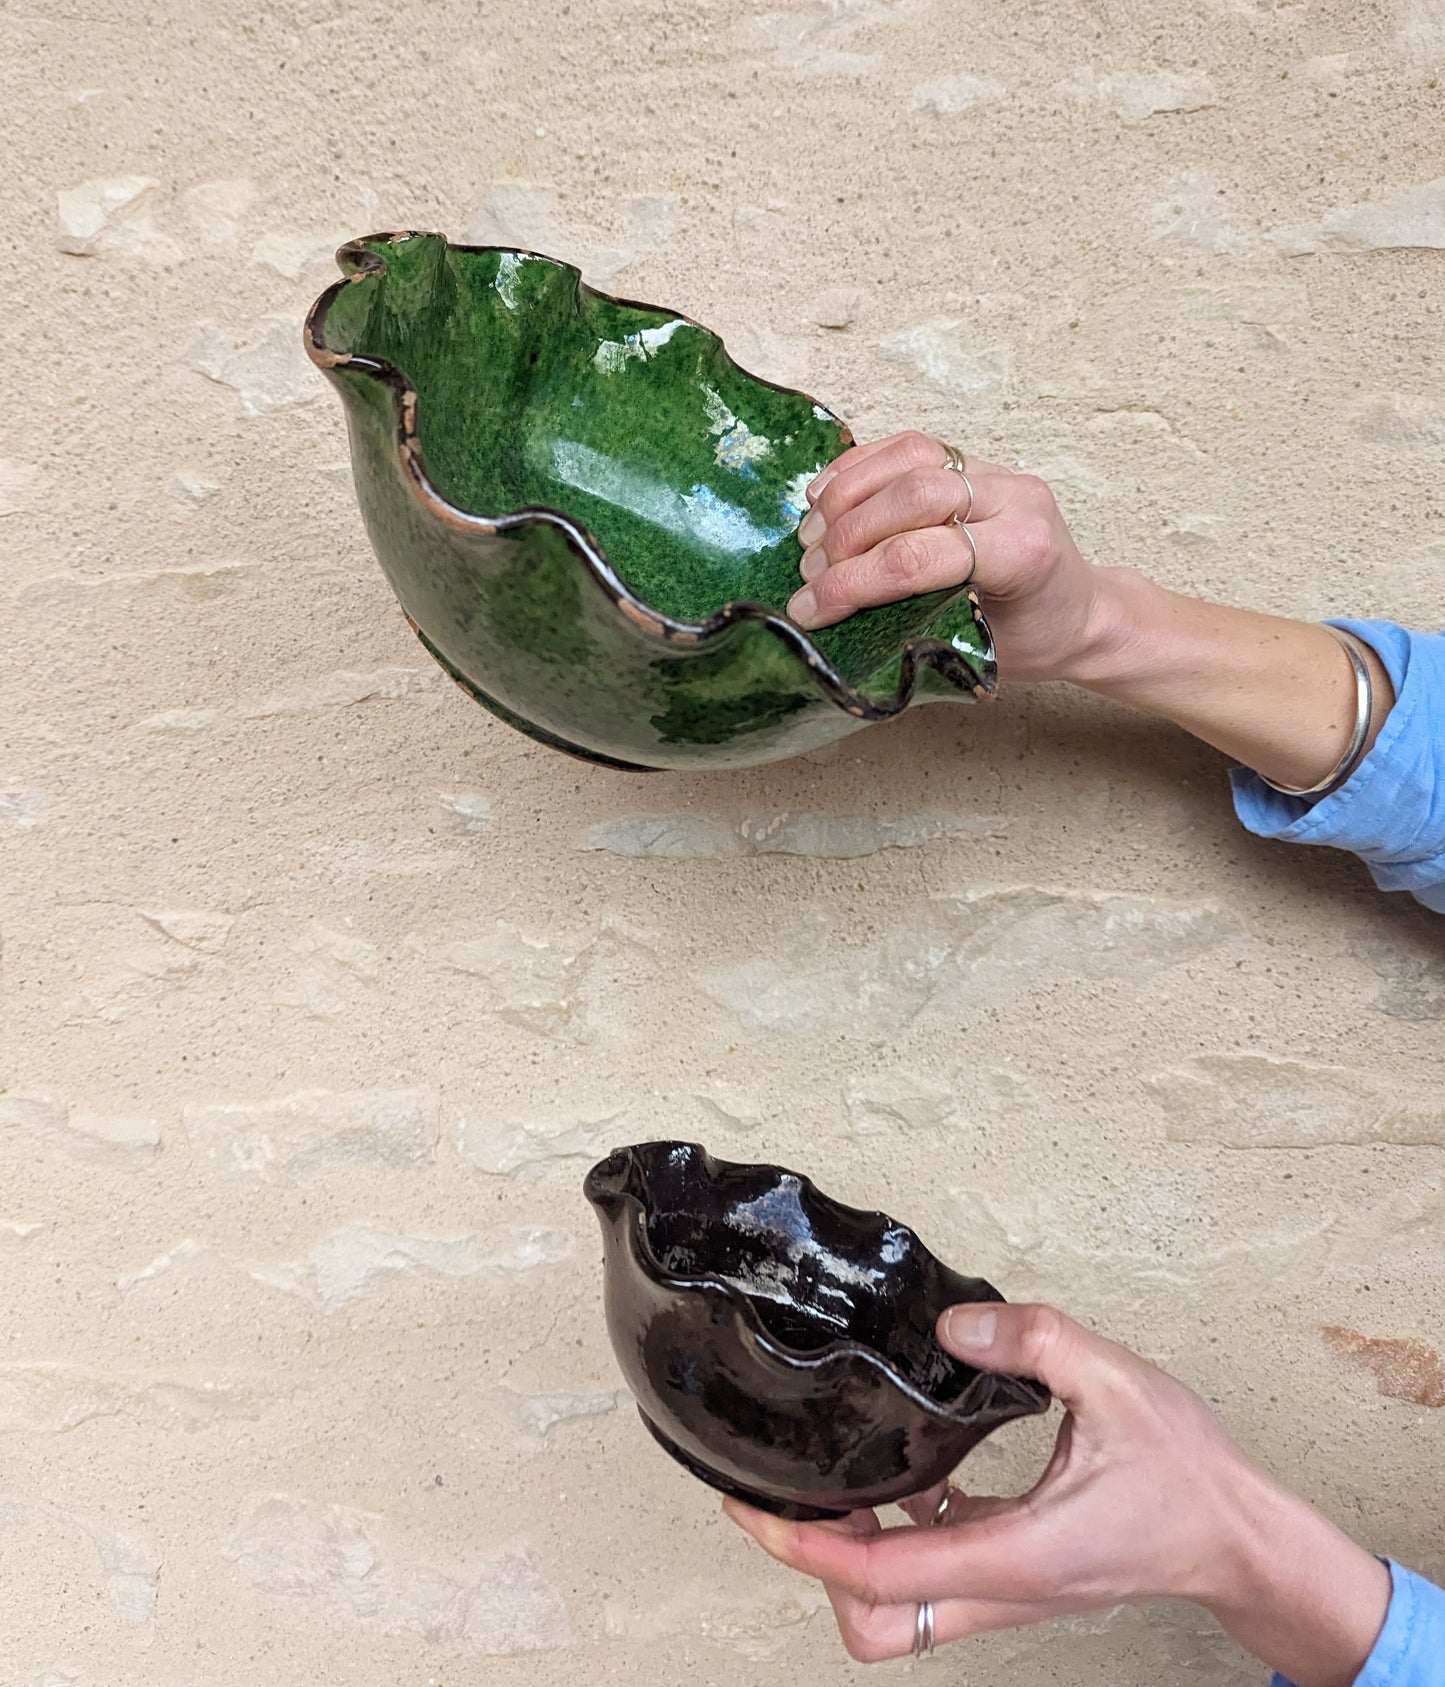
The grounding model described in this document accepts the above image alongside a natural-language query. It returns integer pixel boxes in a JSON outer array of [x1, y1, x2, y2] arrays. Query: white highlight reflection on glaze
[[591, 318, 687, 373], [493, 251, 527, 308], [549, 440, 791, 559], [703, 385, 773, 475]]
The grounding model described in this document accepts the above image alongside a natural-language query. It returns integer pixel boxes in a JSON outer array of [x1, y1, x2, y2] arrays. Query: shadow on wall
[[635, 673, 1441, 940]]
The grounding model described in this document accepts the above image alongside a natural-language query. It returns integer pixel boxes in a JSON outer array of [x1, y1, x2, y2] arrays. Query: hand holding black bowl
[[727, 1303, 1393, 1687], [585, 1144, 1395, 1686]]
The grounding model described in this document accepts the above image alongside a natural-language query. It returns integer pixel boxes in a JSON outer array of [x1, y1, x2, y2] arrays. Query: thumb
[[937, 1301, 1140, 1413]]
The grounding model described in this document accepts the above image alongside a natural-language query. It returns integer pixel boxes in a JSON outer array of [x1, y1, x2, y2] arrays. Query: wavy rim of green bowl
[[303, 230, 997, 723]]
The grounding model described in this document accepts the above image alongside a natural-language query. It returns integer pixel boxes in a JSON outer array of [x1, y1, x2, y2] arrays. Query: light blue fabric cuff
[[1232, 621, 1445, 911], [1269, 1560, 1445, 1687]]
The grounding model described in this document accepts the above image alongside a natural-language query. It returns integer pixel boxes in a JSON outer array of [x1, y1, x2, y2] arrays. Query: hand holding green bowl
[[305, 232, 994, 772]]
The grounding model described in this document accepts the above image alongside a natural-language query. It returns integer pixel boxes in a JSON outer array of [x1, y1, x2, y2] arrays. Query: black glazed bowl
[[583, 1142, 1051, 1520]]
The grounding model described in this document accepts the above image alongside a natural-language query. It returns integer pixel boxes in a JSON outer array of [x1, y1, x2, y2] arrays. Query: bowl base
[[637, 1408, 849, 1521], [409, 621, 660, 773]]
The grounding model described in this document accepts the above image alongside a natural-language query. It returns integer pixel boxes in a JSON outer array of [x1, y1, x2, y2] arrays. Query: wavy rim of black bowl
[[585, 1141, 1050, 1426], [303, 231, 998, 725]]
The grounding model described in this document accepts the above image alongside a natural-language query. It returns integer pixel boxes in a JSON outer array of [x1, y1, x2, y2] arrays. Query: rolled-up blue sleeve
[[1231, 621, 1445, 913], [1271, 1561, 1445, 1686]]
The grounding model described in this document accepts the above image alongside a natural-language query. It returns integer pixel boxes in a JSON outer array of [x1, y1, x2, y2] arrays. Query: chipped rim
[[584, 1140, 1051, 1428], [303, 231, 997, 724]]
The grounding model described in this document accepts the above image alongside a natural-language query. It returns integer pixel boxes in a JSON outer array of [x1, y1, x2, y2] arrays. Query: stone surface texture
[[2, 1, 1443, 1682]]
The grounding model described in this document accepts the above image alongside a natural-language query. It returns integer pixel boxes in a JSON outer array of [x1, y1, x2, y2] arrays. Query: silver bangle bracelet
[[1259, 624, 1374, 799]]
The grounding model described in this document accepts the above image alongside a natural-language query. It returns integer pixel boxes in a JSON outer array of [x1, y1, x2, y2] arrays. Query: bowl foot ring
[[637, 1408, 850, 1522]]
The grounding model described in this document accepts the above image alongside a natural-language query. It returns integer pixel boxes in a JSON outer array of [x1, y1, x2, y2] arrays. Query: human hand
[[790, 432, 1119, 683], [790, 433, 1397, 790], [723, 1303, 1391, 1687]]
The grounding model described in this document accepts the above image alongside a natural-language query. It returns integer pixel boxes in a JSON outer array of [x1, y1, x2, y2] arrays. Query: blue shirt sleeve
[[1271, 1561, 1445, 1687], [1231, 621, 1445, 913]]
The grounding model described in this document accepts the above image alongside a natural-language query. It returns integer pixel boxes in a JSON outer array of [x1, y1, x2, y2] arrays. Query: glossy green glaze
[[305, 232, 995, 771]]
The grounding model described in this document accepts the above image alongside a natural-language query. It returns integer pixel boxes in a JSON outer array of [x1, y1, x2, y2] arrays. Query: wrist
[[1046, 572, 1394, 795], [1198, 1460, 1316, 1611], [1054, 566, 1178, 692], [1200, 1465, 1391, 1687]]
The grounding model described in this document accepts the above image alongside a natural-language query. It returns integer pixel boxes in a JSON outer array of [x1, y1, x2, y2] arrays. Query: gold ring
[[937, 440, 968, 476], [937, 442, 974, 523], [950, 471, 975, 523]]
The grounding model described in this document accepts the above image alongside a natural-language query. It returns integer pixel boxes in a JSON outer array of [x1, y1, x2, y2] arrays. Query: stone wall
[[2, 0, 1443, 1681]]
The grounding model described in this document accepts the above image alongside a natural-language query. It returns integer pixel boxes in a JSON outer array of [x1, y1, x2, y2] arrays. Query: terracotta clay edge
[[302, 231, 998, 720]]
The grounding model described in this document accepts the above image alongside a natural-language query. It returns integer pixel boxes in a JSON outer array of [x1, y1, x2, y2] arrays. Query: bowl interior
[[638, 1157, 981, 1406], [320, 235, 968, 688]]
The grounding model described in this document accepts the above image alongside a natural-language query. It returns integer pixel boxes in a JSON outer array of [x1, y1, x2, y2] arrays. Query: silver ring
[[907, 1487, 954, 1659], [948, 518, 978, 586], [912, 1599, 935, 1658]]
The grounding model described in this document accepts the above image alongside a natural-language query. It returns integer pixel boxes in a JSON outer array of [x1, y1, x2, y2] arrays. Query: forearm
[[1067, 569, 1395, 792], [1201, 1468, 1392, 1687]]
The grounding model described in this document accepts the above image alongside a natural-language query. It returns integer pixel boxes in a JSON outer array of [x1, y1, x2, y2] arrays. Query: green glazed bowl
[[304, 232, 995, 771]]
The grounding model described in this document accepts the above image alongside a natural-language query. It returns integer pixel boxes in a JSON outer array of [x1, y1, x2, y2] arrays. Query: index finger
[[809, 431, 1010, 512], [723, 1494, 1039, 1607], [806, 433, 920, 503]]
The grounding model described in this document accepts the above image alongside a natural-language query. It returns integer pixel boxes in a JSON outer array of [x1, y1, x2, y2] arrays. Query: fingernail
[[806, 468, 837, 503], [788, 587, 819, 626], [944, 1308, 997, 1351], [797, 509, 825, 547], [800, 547, 828, 582]]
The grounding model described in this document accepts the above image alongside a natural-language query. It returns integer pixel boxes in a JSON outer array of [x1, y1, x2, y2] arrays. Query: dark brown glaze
[[584, 1142, 1050, 1520]]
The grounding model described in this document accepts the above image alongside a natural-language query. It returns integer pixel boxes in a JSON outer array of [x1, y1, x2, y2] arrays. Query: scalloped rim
[[584, 1140, 1050, 1427], [303, 231, 997, 724]]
